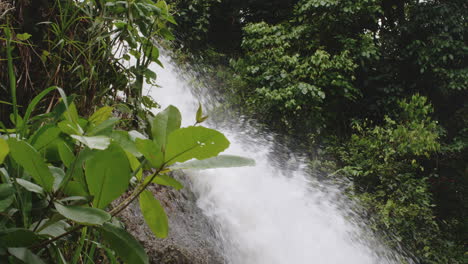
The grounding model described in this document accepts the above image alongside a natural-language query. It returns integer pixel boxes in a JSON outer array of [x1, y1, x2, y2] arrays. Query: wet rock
[[114, 172, 224, 264]]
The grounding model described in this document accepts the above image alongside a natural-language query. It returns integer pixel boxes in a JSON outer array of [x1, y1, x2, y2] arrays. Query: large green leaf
[[151, 174, 183, 190], [54, 203, 110, 226], [8, 247, 46, 264], [151, 105, 181, 148], [0, 228, 40, 247], [139, 190, 168, 238], [71, 135, 110, 150], [85, 144, 131, 208], [99, 222, 149, 264], [165, 126, 230, 165], [7, 139, 54, 192], [111, 130, 142, 157], [135, 138, 163, 169], [171, 155, 255, 170], [0, 137, 9, 164]]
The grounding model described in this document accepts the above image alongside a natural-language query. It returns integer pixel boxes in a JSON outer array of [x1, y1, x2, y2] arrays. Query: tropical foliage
[[168, 0, 467, 263]]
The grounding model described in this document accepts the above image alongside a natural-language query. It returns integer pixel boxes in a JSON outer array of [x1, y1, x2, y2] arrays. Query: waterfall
[[146, 55, 408, 264]]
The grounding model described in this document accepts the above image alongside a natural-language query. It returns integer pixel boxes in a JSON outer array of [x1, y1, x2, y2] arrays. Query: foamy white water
[[146, 55, 406, 264]]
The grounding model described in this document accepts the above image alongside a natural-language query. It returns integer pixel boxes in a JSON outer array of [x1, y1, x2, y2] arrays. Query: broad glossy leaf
[[89, 106, 114, 125], [7, 139, 54, 192], [135, 138, 163, 169], [71, 135, 110, 150], [54, 203, 110, 226], [16, 178, 44, 195], [151, 105, 181, 148], [151, 174, 183, 190], [8, 247, 46, 264], [85, 144, 131, 208], [165, 126, 230, 165], [100, 222, 149, 264], [139, 190, 168, 238], [0, 228, 40, 247], [172, 155, 255, 170], [0, 137, 9, 164]]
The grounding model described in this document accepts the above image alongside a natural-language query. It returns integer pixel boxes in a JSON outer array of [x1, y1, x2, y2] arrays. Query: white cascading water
[[147, 55, 408, 264]]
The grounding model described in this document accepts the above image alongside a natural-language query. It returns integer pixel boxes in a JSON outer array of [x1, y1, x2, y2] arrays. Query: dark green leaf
[[0, 228, 40, 247], [100, 222, 149, 264], [8, 247, 46, 264], [54, 203, 111, 226]]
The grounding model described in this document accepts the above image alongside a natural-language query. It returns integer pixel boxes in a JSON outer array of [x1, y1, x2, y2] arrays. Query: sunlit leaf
[[139, 190, 168, 238], [151, 105, 181, 149], [165, 126, 230, 165]]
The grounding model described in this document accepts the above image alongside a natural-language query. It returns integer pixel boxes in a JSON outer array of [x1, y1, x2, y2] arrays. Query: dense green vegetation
[[0, 0, 253, 262], [168, 0, 467, 263]]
